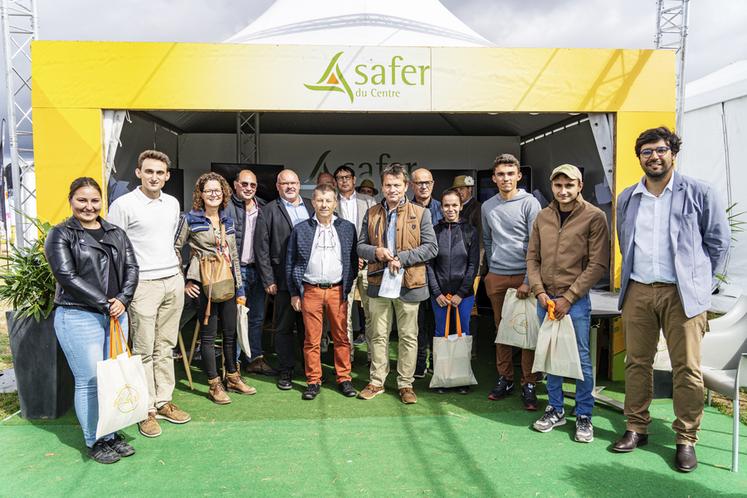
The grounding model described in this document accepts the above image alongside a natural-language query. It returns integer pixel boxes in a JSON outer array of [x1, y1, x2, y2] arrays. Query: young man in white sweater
[[108, 150, 190, 438]]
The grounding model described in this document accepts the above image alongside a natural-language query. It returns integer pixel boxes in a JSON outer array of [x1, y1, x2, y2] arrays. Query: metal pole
[[675, 0, 690, 134]]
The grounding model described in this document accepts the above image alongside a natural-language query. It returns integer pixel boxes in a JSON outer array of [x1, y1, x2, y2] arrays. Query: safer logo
[[114, 384, 140, 413], [304, 51, 354, 103]]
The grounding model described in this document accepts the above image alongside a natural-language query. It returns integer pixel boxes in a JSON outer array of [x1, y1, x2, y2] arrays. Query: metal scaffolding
[[236, 112, 260, 165], [1, 0, 37, 248], [655, 0, 690, 133]]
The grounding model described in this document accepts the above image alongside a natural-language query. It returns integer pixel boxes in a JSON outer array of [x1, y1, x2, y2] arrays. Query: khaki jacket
[[174, 210, 243, 295], [526, 195, 609, 303]]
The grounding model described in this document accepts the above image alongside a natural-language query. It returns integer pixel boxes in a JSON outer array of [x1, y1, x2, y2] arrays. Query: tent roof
[[225, 0, 492, 47], [140, 111, 577, 138], [685, 60, 747, 112]]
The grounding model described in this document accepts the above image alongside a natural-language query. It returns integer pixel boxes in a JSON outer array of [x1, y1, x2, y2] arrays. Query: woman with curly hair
[[174, 172, 255, 404]]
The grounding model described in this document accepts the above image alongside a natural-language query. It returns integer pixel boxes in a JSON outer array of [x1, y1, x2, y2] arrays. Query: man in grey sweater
[[481, 153, 542, 410]]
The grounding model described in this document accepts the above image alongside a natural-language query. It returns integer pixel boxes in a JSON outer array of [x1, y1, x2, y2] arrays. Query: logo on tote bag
[[114, 384, 140, 413]]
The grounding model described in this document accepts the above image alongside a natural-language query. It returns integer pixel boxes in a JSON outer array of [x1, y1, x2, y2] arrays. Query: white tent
[[225, 0, 493, 47], [678, 60, 747, 311]]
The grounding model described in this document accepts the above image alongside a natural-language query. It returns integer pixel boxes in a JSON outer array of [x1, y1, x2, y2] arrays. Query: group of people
[[45, 127, 729, 473]]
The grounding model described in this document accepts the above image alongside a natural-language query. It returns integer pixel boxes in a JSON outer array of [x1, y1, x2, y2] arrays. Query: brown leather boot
[[225, 371, 257, 395], [207, 376, 232, 405]]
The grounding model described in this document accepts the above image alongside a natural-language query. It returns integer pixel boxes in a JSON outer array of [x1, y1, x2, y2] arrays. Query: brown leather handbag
[[199, 223, 235, 323]]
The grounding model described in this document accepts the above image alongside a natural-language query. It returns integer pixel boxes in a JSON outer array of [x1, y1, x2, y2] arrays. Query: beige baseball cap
[[550, 164, 583, 182], [451, 175, 475, 188]]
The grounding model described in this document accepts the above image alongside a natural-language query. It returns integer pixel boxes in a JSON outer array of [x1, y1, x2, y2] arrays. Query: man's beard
[[644, 161, 671, 179]]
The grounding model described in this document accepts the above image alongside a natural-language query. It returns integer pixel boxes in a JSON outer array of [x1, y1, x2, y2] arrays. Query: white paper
[[378, 268, 404, 298]]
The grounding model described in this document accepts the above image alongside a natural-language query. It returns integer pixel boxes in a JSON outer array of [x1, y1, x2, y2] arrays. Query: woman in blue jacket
[[426, 189, 480, 393]]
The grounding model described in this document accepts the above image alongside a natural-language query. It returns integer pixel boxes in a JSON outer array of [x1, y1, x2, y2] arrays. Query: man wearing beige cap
[[527, 164, 609, 443], [452, 175, 481, 231], [356, 179, 378, 199]]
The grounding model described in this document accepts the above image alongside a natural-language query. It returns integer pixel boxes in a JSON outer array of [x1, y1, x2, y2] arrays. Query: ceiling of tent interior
[[138, 110, 584, 139]]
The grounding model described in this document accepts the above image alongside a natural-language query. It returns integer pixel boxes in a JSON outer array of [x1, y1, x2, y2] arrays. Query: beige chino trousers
[[129, 273, 185, 411]]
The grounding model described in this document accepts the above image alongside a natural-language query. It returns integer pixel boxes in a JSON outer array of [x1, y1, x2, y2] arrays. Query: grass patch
[[711, 389, 747, 426]]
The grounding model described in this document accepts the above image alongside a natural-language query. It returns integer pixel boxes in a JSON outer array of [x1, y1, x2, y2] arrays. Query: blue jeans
[[431, 295, 474, 337], [54, 306, 129, 447], [237, 265, 266, 362], [537, 294, 594, 417]]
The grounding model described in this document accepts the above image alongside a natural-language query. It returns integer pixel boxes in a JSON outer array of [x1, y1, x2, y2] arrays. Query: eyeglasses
[[202, 189, 223, 196], [238, 181, 257, 189], [335, 174, 353, 182], [413, 181, 433, 188], [639, 146, 671, 158]]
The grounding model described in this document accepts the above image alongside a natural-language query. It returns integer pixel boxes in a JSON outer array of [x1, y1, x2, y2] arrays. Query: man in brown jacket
[[357, 163, 438, 404], [527, 164, 609, 443]]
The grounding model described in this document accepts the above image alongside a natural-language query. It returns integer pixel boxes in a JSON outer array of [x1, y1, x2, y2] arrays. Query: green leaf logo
[[304, 51, 354, 103]]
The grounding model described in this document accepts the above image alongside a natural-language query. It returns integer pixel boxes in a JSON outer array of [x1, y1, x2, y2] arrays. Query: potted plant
[[0, 217, 73, 419]]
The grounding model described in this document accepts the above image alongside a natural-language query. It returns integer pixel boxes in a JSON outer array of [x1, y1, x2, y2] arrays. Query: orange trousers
[[301, 284, 351, 385]]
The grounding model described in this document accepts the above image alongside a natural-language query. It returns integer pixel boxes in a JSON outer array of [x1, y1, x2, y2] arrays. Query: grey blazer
[[335, 192, 375, 238], [616, 171, 730, 317]]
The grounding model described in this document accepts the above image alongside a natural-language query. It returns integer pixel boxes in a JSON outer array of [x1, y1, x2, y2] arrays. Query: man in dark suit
[[254, 169, 314, 390], [225, 169, 272, 375], [286, 184, 358, 400]]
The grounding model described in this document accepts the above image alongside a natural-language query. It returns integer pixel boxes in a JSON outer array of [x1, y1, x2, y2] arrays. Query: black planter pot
[[7, 311, 74, 419]]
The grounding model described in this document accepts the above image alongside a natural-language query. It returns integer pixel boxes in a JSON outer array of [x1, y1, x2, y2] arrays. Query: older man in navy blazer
[[613, 127, 730, 472], [286, 184, 358, 400]]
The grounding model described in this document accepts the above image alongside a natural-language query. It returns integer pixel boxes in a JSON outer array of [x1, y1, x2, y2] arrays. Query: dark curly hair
[[634, 127, 682, 156], [192, 172, 231, 211]]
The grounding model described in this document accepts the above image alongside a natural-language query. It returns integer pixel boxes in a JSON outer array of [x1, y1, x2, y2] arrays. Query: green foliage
[[0, 218, 56, 320], [726, 202, 746, 242], [715, 202, 745, 284]]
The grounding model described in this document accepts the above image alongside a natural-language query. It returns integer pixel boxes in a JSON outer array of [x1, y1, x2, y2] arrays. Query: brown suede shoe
[[225, 371, 257, 395], [156, 402, 191, 424], [357, 383, 385, 400], [138, 411, 162, 438], [208, 376, 232, 405], [399, 387, 418, 404], [245, 357, 277, 376]]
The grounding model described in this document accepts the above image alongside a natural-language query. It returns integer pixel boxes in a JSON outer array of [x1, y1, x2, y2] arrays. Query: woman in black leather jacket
[[44, 177, 139, 464]]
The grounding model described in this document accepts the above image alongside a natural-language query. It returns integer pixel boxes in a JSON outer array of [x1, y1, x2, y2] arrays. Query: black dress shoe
[[338, 380, 357, 398], [675, 444, 698, 472], [612, 430, 648, 452], [277, 371, 293, 391], [88, 440, 121, 464], [107, 433, 135, 457], [302, 383, 321, 400]]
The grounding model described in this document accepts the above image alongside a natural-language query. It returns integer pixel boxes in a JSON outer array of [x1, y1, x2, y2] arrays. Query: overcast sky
[[2, 0, 746, 157]]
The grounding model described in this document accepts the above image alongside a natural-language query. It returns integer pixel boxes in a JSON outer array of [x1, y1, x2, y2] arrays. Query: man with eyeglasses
[[254, 169, 314, 390], [357, 163, 438, 404], [612, 127, 730, 472], [225, 169, 273, 376], [333, 165, 376, 358], [410, 168, 442, 379]]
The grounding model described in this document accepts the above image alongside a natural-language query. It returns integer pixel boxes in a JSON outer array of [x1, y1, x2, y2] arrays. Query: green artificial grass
[[1, 340, 746, 497]]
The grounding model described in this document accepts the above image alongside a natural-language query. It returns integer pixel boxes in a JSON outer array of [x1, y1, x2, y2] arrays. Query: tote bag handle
[[109, 316, 131, 359], [443, 294, 463, 338]]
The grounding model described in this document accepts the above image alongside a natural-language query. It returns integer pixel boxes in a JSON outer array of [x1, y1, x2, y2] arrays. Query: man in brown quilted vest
[[356, 163, 438, 404]]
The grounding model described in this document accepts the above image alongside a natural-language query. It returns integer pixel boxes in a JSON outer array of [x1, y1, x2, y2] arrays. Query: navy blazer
[[253, 197, 313, 291], [285, 217, 358, 300], [617, 171, 730, 317]]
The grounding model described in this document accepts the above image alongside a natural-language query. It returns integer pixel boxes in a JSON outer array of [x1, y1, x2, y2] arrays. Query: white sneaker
[[575, 416, 594, 443]]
